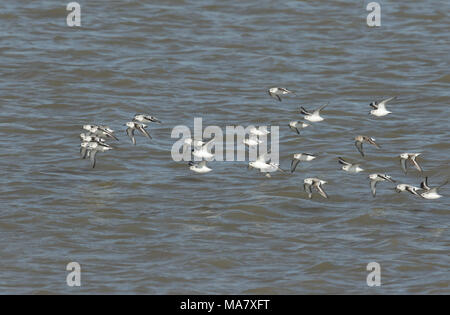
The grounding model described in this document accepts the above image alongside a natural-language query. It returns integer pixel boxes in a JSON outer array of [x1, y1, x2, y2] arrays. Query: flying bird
[[369, 96, 397, 117], [355, 135, 381, 157], [369, 173, 395, 197], [268, 87, 294, 102], [300, 104, 327, 122], [304, 178, 328, 199], [399, 153, 423, 173]]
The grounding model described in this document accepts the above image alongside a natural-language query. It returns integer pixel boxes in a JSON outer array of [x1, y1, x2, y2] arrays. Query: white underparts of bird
[[369, 96, 397, 117], [80, 133, 106, 144], [300, 103, 328, 122], [83, 124, 119, 141], [369, 173, 395, 197], [291, 153, 316, 173], [248, 152, 284, 174], [268, 87, 294, 102], [81, 141, 113, 168], [243, 136, 262, 147], [289, 121, 309, 135], [399, 153, 423, 173], [133, 114, 162, 124], [192, 139, 215, 160], [188, 161, 212, 174], [395, 184, 422, 196], [420, 177, 447, 199], [125, 121, 151, 145], [249, 127, 270, 137], [303, 178, 328, 199], [338, 157, 364, 173], [355, 135, 381, 157]]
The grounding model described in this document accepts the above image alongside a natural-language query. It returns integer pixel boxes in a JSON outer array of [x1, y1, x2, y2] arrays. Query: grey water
[[0, 0, 449, 294]]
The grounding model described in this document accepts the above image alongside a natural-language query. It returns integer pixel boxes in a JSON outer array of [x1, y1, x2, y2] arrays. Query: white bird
[[133, 114, 162, 124], [369, 174, 395, 197], [125, 121, 151, 145], [420, 177, 447, 200], [289, 121, 309, 135], [192, 139, 215, 160], [188, 161, 212, 174], [300, 104, 327, 122], [399, 153, 423, 173], [395, 184, 422, 197], [249, 127, 270, 137], [290, 153, 316, 173], [268, 87, 294, 102], [355, 135, 381, 157], [338, 157, 364, 173], [303, 178, 328, 199], [248, 152, 285, 176], [83, 125, 119, 141], [369, 96, 396, 117], [81, 141, 113, 168]]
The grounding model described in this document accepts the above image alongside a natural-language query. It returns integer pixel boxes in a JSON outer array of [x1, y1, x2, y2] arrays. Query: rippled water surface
[[0, 0, 449, 294]]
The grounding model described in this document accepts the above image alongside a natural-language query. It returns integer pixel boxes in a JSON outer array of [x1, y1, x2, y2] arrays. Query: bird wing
[[316, 183, 329, 199], [411, 157, 423, 173], [290, 159, 300, 173], [370, 180, 377, 197], [420, 177, 430, 190], [126, 128, 136, 145], [304, 183, 312, 198], [90, 150, 97, 168], [338, 157, 351, 166], [400, 158, 407, 173], [405, 186, 420, 196], [355, 141, 364, 157], [138, 125, 152, 139], [300, 107, 311, 115]]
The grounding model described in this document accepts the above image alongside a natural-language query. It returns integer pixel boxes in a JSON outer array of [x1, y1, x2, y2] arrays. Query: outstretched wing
[[411, 157, 423, 173], [291, 159, 300, 173], [355, 141, 364, 157], [138, 125, 152, 139], [338, 157, 351, 166], [370, 180, 377, 197], [304, 184, 312, 199], [316, 184, 329, 199], [400, 158, 407, 173], [300, 107, 311, 115], [126, 128, 136, 145], [420, 177, 430, 190], [90, 150, 98, 168]]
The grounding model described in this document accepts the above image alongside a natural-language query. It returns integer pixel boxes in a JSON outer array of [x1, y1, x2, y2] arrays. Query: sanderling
[[369, 96, 397, 117], [300, 104, 327, 122], [289, 121, 309, 135], [243, 136, 262, 147], [395, 184, 422, 196], [420, 177, 447, 199], [83, 125, 119, 141], [249, 127, 270, 137], [192, 139, 215, 160], [188, 161, 212, 174], [81, 141, 113, 168], [369, 173, 395, 197], [125, 122, 152, 145], [399, 153, 423, 173], [338, 157, 364, 173], [290, 153, 316, 173], [248, 152, 285, 176], [303, 178, 328, 199], [268, 87, 294, 102], [355, 135, 381, 157], [133, 114, 162, 124]]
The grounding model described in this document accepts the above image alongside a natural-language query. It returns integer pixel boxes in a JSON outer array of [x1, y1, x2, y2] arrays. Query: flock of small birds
[[79, 88, 447, 201]]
